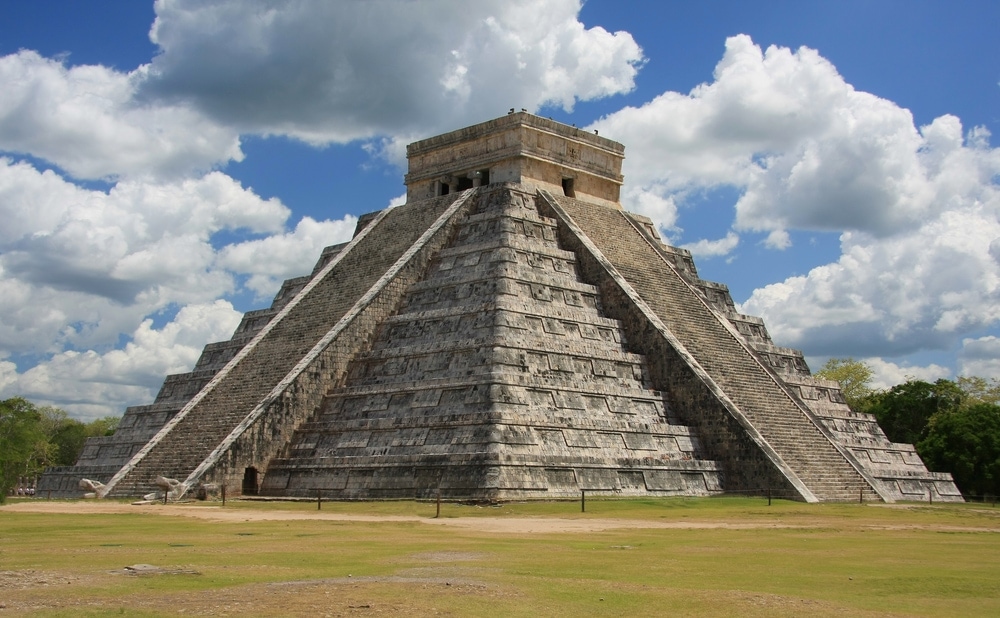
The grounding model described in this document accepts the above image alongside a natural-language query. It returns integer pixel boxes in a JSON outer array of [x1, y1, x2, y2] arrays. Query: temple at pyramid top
[[38, 112, 962, 504], [405, 111, 624, 208]]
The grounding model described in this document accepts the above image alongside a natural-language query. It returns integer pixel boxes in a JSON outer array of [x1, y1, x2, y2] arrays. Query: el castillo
[[37, 111, 962, 504]]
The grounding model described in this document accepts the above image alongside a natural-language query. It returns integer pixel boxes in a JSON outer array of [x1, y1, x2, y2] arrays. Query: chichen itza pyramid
[[39, 112, 961, 503]]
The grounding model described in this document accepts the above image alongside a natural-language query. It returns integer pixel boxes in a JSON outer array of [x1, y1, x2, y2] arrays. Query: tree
[[49, 420, 88, 466], [87, 416, 120, 437], [31, 407, 120, 467], [957, 376, 1000, 406], [919, 402, 1000, 497], [37, 407, 84, 466], [863, 379, 964, 446], [0, 398, 54, 502], [815, 358, 874, 410]]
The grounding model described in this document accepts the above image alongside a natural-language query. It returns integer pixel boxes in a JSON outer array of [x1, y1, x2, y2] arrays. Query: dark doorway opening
[[457, 176, 474, 191], [562, 177, 576, 197], [242, 467, 259, 496]]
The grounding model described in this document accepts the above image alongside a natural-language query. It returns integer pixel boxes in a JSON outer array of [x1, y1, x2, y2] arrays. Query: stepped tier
[[39, 112, 959, 502]]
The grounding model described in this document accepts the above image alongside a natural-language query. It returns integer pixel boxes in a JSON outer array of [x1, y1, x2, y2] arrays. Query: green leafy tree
[[0, 398, 55, 502], [86, 416, 120, 437], [864, 379, 964, 445], [919, 402, 1000, 497], [957, 376, 1000, 406], [815, 358, 874, 410], [49, 420, 89, 466], [32, 407, 120, 467], [36, 407, 84, 466]]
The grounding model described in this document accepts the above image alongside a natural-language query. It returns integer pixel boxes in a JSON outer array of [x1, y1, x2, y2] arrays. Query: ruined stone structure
[[38, 113, 961, 503]]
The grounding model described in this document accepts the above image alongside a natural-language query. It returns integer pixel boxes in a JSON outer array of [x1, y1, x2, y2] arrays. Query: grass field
[[1, 496, 998, 616]]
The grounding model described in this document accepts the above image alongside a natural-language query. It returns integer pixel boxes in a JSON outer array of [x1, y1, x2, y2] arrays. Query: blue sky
[[1, 1, 999, 420]]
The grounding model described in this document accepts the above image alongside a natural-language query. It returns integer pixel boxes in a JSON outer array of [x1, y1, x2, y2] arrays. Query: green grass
[[2, 497, 998, 616]]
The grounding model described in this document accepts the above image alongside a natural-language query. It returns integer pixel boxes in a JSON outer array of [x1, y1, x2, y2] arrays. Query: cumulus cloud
[[958, 336, 1000, 378], [588, 34, 1000, 376], [681, 231, 739, 258], [0, 50, 243, 180], [141, 0, 643, 144], [763, 229, 791, 250], [622, 186, 680, 238], [590, 35, 999, 238], [217, 215, 358, 298], [0, 301, 243, 420], [0, 154, 358, 417], [0, 159, 292, 353], [741, 200, 1000, 357], [864, 357, 951, 391]]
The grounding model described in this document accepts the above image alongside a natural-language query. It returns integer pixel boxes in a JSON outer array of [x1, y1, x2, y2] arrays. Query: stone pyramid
[[39, 113, 961, 503]]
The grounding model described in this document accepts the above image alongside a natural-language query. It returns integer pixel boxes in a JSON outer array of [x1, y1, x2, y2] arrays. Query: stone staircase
[[546, 193, 883, 502], [37, 269, 318, 497], [102, 192, 470, 497]]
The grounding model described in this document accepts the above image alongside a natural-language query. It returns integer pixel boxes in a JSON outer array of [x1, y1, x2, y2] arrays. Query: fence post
[[581, 489, 586, 513], [221, 483, 226, 507], [436, 488, 441, 518], [317, 488, 322, 510], [767, 487, 772, 506]]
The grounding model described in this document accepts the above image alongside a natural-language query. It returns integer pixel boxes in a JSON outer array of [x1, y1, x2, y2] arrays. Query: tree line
[[0, 397, 119, 501], [817, 359, 1000, 499]]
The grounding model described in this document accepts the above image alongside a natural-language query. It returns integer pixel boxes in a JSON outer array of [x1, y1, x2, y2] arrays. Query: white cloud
[[741, 202, 1000, 357], [0, 159, 293, 353], [217, 215, 358, 298], [0, 50, 243, 180], [681, 231, 739, 258], [590, 34, 1000, 368], [591, 35, 1000, 238], [958, 336, 1000, 379], [142, 0, 643, 144], [864, 357, 952, 390], [0, 301, 243, 421], [387, 193, 407, 209], [0, 155, 358, 419], [621, 186, 680, 237], [764, 229, 790, 250]]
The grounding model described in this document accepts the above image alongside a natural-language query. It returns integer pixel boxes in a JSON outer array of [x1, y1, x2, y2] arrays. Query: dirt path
[[2, 500, 800, 534], [6, 500, 999, 534]]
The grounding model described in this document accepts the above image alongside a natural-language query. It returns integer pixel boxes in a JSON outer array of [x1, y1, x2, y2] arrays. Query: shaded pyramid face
[[262, 185, 722, 499]]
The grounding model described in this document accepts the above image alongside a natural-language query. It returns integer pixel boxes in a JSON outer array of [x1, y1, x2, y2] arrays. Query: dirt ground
[[0, 500, 806, 533], [5, 500, 997, 533]]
